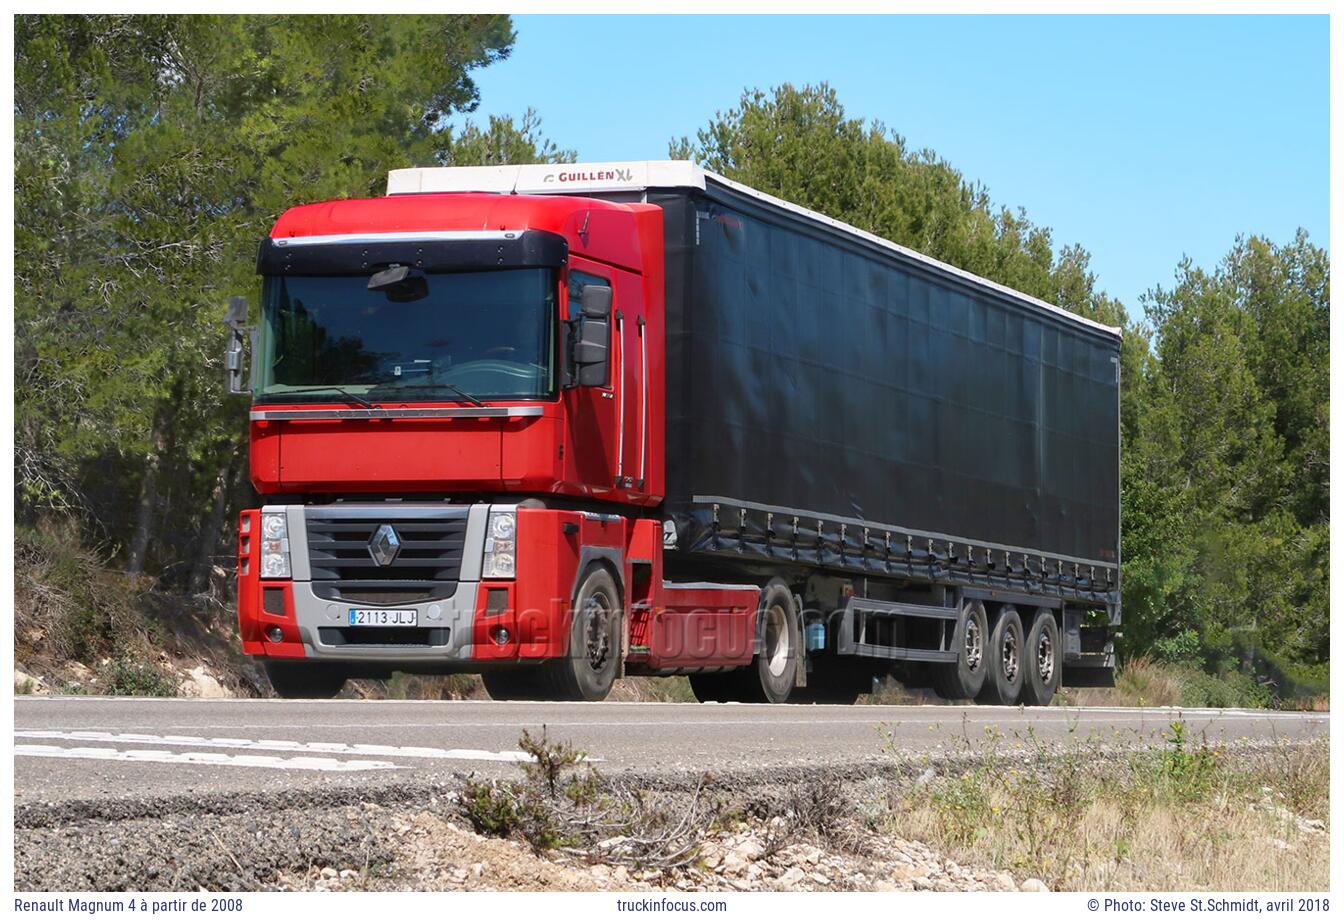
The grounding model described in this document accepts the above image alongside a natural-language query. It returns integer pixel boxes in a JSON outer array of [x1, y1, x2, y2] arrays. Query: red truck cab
[[231, 176, 759, 701]]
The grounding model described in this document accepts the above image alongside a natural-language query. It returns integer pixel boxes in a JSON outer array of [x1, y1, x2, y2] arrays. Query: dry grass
[[874, 727, 1329, 891], [1281, 694, 1331, 712], [1060, 656, 1185, 708]]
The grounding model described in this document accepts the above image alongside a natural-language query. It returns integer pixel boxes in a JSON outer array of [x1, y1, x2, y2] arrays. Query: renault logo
[[368, 524, 402, 566]]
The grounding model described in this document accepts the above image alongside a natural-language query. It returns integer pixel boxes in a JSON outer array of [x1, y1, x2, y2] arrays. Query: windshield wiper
[[369, 380, 487, 408], [263, 385, 376, 409], [437, 382, 487, 408]]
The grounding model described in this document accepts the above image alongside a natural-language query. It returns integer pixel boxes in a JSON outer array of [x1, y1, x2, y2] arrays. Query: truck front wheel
[[932, 600, 989, 701], [263, 660, 347, 699], [542, 566, 622, 702]]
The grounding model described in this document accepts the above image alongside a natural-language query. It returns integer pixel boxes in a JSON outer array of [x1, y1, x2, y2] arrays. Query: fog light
[[490, 626, 510, 645], [266, 626, 284, 642]]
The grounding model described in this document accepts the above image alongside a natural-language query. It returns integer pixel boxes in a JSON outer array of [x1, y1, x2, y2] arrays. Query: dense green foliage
[[675, 84, 1328, 693], [14, 26, 1326, 701], [15, 14, 572, 586]]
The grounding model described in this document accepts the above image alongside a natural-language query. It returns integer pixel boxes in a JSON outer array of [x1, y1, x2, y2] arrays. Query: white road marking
[[35, 716, 1322, 735], [14, 744, 398, 772], [14, 697, 1325, 720], [15, 730, 540, 762]]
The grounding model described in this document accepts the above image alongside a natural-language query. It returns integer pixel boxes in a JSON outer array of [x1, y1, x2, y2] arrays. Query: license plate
[[348, 608, 418, 627]]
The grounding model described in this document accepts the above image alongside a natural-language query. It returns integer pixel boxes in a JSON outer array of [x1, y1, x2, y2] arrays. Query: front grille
[[305, 506, 469, 603]]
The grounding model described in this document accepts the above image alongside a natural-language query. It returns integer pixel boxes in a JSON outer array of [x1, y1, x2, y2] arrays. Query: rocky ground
[[284, 805, 1034, 892], [15, 795, 1035, 893]]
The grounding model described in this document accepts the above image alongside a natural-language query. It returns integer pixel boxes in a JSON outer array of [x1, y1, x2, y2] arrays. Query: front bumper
[[238, 502, 503, 664]]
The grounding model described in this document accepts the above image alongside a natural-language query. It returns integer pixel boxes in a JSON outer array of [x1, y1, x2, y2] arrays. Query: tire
[[978, 606, 1025, 705], [263, 660, 347, 699], [1020, 608, 1061, 707], [688, 671, 742, 703], [482, 669, 547, 701], [741, 580, 800, 703], [931, 599, 989, 701], [539, 566, 622, 701]]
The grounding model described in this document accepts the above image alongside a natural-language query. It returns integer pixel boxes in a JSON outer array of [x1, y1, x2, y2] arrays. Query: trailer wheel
[[1020, 608, 1061, 707], [541, 566, 622, 702], [263, 660, 347, 699], [931, 599, 989, 701], [978, 606, 1025, 705], [742, 580, 800, 703]]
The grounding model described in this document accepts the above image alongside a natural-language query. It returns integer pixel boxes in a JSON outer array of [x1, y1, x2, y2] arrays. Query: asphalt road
[[13, 696, 1328, 812]]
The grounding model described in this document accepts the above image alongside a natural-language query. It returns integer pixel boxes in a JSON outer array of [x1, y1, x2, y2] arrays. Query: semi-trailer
[[227, 160, 1120, 704]]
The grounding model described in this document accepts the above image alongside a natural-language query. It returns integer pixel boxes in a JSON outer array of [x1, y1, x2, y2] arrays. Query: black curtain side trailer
[[637, 178, 1121, 683], [386, 162, 1121, 686]]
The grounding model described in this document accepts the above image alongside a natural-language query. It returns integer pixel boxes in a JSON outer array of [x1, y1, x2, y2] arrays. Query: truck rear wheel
[[263, 660, 347, 699], [1020, 608, 1060, 707], [540, 566, 622, 702], [979, 606, 1025, 705], [741, 580, 800, 703], [931, 599, 989, 701]]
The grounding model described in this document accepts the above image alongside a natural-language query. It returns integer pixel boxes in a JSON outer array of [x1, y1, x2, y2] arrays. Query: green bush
[[1177, 667, 1271, 709], [99, 658, 176, 697]]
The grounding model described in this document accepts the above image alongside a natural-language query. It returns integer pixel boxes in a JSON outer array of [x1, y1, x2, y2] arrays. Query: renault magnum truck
[[226, 161, 1120, 704]]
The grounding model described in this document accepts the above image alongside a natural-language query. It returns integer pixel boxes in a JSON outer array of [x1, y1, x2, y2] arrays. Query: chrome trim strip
[[638, 319, 648, 484], [271, 230, 526, 247], [615, 314, 625, 481], [250, 406, 544, 421]]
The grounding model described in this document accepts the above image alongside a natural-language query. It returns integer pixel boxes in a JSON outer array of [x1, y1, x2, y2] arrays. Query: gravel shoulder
[[15, 737, 1328, 893]]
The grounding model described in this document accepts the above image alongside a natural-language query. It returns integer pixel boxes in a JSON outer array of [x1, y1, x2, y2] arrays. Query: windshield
[[256, 268, 557, 402]]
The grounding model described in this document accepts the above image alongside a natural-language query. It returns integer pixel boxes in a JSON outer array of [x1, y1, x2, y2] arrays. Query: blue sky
[[466, 14, 1329, 321]]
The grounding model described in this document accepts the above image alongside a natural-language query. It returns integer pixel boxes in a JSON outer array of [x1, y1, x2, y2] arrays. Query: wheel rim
[[964, 616, 983, 672], [764, 603, 790, 678], [1002, 625, 1020, 682], [582, 592, 612, 671], [1036, 629, 1055, 685]]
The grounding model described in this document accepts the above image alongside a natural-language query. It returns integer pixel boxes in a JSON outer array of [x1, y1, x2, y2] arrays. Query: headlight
[[260, 512, 291, 579], [262, 513, 287, 540], [260, 551, 291, 579], [490, 512, 516, 540], [483, 510, 516, 579]]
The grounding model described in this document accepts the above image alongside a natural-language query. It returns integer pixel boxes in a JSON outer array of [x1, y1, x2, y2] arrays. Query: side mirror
[[225, 295, 249, 327], [580, 284, 612, 319], [572, 318, 610, 387], [566, 285, 613, 388], [223, 296, 254, 396]]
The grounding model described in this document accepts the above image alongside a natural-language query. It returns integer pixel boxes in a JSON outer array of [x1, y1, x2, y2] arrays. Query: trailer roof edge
[[386, 161, 1123, 339]]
